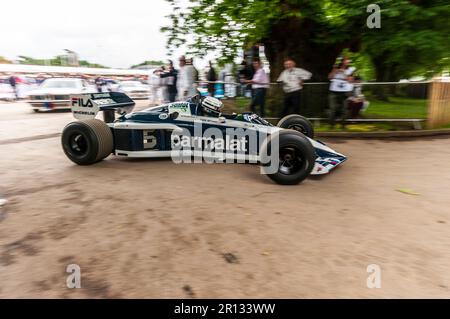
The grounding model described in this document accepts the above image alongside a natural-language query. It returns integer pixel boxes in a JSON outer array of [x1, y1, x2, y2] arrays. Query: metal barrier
[[263, 117, 426, 130], [195, 80, 431, 129]]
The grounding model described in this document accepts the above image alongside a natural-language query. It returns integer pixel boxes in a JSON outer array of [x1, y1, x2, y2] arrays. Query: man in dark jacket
[[206, 61, 217, 97], [159, 60, 178, 102], [9, 75, 17, 100]]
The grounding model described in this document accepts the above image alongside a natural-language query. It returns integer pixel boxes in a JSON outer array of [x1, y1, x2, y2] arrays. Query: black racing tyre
[[277, 114, 314, 138], [61, 119, 113, 165], [260, 130, 316, 185]]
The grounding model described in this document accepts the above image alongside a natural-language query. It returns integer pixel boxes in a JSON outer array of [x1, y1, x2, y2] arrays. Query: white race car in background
[[118, 80, 150, 100], [27, 78, 96, 112]]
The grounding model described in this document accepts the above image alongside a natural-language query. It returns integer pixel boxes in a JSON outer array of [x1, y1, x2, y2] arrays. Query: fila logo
[[71, 98, 94, 108]]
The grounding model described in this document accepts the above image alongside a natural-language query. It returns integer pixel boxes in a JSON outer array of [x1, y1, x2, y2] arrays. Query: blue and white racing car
[[61, 92, 346, 185]]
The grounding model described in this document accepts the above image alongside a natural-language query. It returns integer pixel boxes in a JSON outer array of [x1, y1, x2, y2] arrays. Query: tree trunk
[[263, 18, 344, 81], [372, 53, 402, 101], [261, 17, 356, 116], [372, 55, 389, 101]]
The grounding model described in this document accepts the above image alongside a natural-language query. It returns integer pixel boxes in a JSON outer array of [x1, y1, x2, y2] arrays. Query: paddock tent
[[0, 64, 149, 77]]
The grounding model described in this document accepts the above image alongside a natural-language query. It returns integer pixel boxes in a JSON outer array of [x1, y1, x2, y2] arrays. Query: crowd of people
[[2, 54, 367, 125], [147, 54, 366, 126], [150, 56, 202, 105]]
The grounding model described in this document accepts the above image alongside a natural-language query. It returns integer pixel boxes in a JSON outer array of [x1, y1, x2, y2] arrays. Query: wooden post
[[428, 78, 450, 129]]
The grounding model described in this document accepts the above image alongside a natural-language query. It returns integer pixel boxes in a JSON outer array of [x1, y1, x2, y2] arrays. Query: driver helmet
[[201, 96, 223, 117]]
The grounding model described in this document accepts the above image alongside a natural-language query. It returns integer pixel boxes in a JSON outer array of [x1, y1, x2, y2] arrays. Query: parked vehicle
[[26, 78, 96, 112], [118, 80, 150, 100]]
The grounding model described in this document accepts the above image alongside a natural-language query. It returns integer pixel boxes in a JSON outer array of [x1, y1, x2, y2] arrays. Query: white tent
[[0, 63, 149, 77]]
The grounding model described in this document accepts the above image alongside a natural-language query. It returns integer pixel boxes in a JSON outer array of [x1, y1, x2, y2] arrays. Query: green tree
[[162, 0, 449, 82], [362, 0, 450, 82], [17, 55, 47, 65]]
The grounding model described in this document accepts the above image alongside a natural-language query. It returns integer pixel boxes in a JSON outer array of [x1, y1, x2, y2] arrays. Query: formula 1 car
[[61, 92, 346, 185]]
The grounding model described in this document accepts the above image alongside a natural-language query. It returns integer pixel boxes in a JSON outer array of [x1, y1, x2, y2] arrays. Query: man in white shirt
[[244, 58, 269, 117], [177, 56, 196, 100], [277, 59, 312, 116], [328, 57, 356, 127]]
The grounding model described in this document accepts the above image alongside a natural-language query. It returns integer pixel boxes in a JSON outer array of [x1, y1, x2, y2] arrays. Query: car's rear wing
[[70, 92, 135, 121]]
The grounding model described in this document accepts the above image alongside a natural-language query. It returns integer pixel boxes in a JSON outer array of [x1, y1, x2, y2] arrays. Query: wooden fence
[[428, 78, 450, 128]]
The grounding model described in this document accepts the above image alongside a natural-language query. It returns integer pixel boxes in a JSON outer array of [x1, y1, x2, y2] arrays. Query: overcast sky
[[0, 0, 191, 68]]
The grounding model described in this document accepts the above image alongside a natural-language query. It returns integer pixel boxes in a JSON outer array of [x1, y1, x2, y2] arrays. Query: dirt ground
[[0, 101, 450, 298]]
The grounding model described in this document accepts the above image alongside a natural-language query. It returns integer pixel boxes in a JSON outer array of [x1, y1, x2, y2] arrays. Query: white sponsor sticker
[[70, 95, 99, 120]]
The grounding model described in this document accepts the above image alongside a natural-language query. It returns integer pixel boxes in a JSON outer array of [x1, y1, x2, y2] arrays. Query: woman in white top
[[328, 57, 356, 127]]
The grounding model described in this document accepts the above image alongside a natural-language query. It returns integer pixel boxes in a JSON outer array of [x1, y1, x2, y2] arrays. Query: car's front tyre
[[61, 119, 113, 165], [260, 130, 316, 185]]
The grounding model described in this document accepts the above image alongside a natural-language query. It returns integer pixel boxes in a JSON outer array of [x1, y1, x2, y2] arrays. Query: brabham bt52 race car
[[61, 92, 346, 185]]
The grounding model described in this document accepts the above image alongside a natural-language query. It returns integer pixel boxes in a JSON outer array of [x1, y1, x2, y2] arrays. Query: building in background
[[61, 49, 79, 67]]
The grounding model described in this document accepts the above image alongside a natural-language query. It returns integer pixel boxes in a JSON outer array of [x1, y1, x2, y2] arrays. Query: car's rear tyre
[[277, 114, 314, 138], [61, 119, 113, 165], [260, 130, 316, 185], [33, 109, 40, 113]]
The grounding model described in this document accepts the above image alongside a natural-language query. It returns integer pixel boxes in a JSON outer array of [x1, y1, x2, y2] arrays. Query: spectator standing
[[328, 57, 356, 127], [176, 56, 187, 99], [206, 61, 217, 97], [159, 60, 178, 102], [223, 63, 236, 98], [276, 58, 312, 116], [245, 58, 269, 117], [239, 56, 255, 98], [95, 77, 104, 93], [36, 74, 46, 85], [187, 58, 198, 95], [347, 75, 368, 118], [8, 75, 17, 100], [150, 67, 164, 105], [160, 69, 170, 103], [177, 56, 196, 99]]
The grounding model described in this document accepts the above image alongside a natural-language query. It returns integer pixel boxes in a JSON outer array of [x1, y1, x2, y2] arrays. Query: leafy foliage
[[162, 0, 279, 60], [162, 0, 450, 80], [362, 0, 450, 80]]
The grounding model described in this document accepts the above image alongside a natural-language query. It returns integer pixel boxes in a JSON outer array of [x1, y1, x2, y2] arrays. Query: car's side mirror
[[169, 112, 179, 120]]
